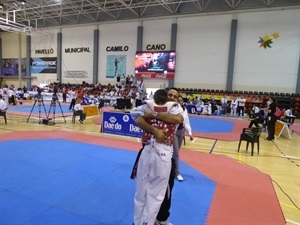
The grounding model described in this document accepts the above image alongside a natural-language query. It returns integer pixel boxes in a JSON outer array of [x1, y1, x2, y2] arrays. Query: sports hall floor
[[0, 101, 299, 225]]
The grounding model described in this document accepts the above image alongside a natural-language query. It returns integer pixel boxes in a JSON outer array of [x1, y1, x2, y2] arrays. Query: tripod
[[47, 94, 66, 124], [27, 96, 48, 123]]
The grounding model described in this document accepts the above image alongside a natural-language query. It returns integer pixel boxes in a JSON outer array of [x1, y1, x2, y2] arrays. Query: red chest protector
[[142, 100, 178, 145]]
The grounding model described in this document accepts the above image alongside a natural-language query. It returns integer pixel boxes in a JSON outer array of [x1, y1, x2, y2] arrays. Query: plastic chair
[[72, 110, 82, 123], [237, 127, 262, 156]]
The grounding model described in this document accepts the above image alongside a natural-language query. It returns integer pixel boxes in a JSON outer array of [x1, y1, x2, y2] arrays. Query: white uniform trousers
[[173, 128, 185, 175], [134, 138, 173, 225]]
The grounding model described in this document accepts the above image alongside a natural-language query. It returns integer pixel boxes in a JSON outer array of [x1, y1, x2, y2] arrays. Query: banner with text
[[102, 111, 142, 138], [64, 71, 89, 78], [31, 57, 57, 74], [135, 72, 175, 79]]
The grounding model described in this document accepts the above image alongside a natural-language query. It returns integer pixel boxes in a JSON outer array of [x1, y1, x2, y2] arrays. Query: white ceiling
[[0, 0, 299, 31]]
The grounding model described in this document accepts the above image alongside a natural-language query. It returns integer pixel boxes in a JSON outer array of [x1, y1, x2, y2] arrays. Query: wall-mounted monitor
[[134, 51, 176, 79]]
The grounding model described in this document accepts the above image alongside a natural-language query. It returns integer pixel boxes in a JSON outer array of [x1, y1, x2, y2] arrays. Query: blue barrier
[[185, 104, 197, 114], [102, 111, 142, 138]]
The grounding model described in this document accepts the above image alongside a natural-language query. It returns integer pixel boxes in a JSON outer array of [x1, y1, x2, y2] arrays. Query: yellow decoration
[[272, 32, 279, 39]]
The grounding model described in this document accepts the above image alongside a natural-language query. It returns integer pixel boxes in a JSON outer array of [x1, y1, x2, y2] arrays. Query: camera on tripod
[[51, 87, 58, 103], [51, 94, 58, 103], [34, 88, 43, 101]]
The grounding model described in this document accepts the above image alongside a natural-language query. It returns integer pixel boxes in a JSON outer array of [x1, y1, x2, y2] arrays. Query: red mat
[[290, 123, 300, 135], [181, 151, 286, 225]]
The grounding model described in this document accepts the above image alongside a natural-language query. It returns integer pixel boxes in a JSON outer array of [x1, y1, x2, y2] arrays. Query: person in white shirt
[[174, 95, 193, 181], [148, 91, 154, 100], [252, 104, 260, 114], [68, 88, 77, 110], [196, 100, 204, 114], [230, 97, 238, 117], [8, 86, 17, 105], [0, 94, 8, 111], [0, 87, 9, 105], [220, 95, 228, 116], [74, 98, 86, 123], [284, 107, 296, 125], [237, 95, 246, 117]]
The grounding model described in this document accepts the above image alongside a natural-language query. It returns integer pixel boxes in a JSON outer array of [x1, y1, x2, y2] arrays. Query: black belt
[[178, 123, 184, 130]]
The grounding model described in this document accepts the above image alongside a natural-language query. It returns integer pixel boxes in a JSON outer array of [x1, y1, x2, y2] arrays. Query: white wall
[[1, 8, 299, 93], [143, 19, 172, 50], [234, 9, 300, 93], [176, 15, 232, 90], [61, 26, 94, 84], [1, 32, 27, 57]]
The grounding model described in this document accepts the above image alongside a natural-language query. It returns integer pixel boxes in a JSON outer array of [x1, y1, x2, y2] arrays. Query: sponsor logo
[[129, 124, 142, 133], [140, 74, 152, 78], [104, 121, 122, 130], [31, 61, 56, 66], [109, 117, 117, 123], [123, 115, 130, 122], [155, 74, 167, 79], [103, 116, 122, 130]]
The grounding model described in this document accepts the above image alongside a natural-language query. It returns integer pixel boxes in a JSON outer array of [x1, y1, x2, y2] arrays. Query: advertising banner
[[185, 104, 197, 114], [2, 58, 26, 76], [31, 57, 57, 73], [135, 73, 174, 79], [134, 51, 175, 79], [106, 55, 126, 78], [64, 71, 89, 78], [102, 111, 142, 138]]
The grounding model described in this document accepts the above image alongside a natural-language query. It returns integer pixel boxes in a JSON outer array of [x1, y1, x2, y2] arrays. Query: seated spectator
[[258, 109, 267, 124], [253, 96, 263, 103], [279, 108, 286, 121], [248, 109, 259, 128], [252, 104, 260, 115], [284, 107, 296, 125], [0, 94, 8, 111], [74, 99, 86, 123]]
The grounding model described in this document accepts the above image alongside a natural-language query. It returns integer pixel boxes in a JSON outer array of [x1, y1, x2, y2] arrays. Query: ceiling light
[[20, 0, 26, 5], [0, 3, 4, 9]]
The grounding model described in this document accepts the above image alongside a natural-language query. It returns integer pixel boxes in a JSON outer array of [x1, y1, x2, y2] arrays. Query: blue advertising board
[[102, 111, 142, 138], [185, 104, 197, 114]]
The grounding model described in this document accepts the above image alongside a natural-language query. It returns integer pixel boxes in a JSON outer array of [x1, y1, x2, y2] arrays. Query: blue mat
[[9, 105, 234, 134], [0, 139, 216, 225], [189, 116, 234, 133], [7, 104, 71, 114]]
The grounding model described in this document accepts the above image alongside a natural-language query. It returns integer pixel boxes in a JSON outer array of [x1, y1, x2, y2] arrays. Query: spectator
[[284, 107, 296, 125], [248, 109, 259, 128], [74, 98, 86, 123]]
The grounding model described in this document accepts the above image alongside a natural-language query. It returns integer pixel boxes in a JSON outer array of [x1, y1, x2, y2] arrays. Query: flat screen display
[[134, 51, 176, 79]]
